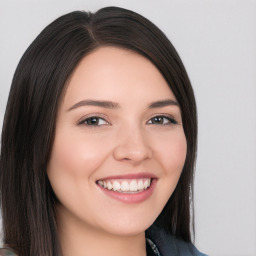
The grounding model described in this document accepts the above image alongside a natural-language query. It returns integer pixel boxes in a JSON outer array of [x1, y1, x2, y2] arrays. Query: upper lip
[[96, 172, 157, 181]]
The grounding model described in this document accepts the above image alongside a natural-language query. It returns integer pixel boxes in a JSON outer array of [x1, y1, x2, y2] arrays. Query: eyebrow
[[67, 99, 179, 112], [148, 99, 179, 108], [67, 100, 120, 111]]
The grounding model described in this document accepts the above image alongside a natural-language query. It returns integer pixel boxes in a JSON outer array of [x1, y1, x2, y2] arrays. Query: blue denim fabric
[[0, 248, 17, 256], [146, 225, 208, 256], [147, 238, 162, 256]]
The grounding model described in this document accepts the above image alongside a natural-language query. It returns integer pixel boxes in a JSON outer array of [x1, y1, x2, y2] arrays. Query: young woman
[[0, 6, 207, 256]]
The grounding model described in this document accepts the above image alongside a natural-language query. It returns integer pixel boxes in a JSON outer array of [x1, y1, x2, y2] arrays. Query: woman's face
[[47, 46, 187, 236]]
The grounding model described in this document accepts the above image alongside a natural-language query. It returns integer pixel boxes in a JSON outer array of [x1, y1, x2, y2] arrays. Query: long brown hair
[[0, 7, 197, 256]]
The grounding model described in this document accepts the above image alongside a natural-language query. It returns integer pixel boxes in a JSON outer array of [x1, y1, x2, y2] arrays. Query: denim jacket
[[146, 225, 207, 256]]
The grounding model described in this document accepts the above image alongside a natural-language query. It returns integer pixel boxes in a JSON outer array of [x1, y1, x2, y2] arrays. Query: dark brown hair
[[0, 6, 197, 256]]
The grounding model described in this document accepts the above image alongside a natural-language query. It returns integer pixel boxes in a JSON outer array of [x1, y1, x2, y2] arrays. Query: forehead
[[63, 46, 176, 106]]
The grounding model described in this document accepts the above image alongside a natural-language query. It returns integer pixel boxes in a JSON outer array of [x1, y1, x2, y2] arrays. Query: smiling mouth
[[96, 178, 152, 193]]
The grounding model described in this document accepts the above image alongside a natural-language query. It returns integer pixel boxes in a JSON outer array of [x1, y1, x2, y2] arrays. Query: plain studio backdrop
[[0, 1, 256, 255]]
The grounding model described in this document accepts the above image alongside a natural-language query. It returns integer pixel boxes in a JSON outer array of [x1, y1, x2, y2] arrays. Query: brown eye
[[86, 117, 100, 125], [80, 116, 109, 126], [148, 115, 177, 125], [151, 116, 165, 124]]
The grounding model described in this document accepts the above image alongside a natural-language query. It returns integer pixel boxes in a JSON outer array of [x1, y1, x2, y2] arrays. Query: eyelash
[[147, 115, 178, 125], [78, 114, 178, 127]]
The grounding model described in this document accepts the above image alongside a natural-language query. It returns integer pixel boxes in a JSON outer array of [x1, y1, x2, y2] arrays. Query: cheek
[[145, 131, 187, 219], [46, 131, 112, 214], [47, 131, 110, 180], [156, 132, 187, 175], [153, 131, 187, 201]]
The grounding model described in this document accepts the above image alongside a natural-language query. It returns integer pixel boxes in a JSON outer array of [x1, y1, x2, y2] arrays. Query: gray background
[[0, 0, 256, 255]]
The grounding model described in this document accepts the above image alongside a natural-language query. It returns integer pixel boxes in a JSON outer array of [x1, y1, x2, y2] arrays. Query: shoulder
[[0, 248, 18, 256], [146, 225, 208, 256]]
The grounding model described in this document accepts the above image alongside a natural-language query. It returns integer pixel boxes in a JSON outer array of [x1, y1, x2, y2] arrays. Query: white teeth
[[121, 181, 129, 192], [97, 178, 152, 193], [138, 180, 144, 191], [129, 180, 138, 192], [113, 181, 121, 191], [107, 181, 113, 190], [144, 179, 150, 189]]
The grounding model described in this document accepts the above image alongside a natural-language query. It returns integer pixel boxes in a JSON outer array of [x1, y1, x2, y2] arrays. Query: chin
[[97, 213, 157, 237], [104, 225, 150, 237]]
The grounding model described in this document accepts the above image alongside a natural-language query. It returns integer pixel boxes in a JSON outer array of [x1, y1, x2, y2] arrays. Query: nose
[[113, 126, 153, 164]]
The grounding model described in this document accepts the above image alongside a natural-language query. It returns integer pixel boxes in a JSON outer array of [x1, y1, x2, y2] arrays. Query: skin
[[47, 46, 187, 256]]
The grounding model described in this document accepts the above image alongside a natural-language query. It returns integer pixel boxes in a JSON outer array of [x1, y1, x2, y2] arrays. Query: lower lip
[[97, 179, 157, 204]]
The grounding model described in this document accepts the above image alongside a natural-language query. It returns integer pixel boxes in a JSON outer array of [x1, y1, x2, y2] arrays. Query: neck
[[56, 205, 147, 256]]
